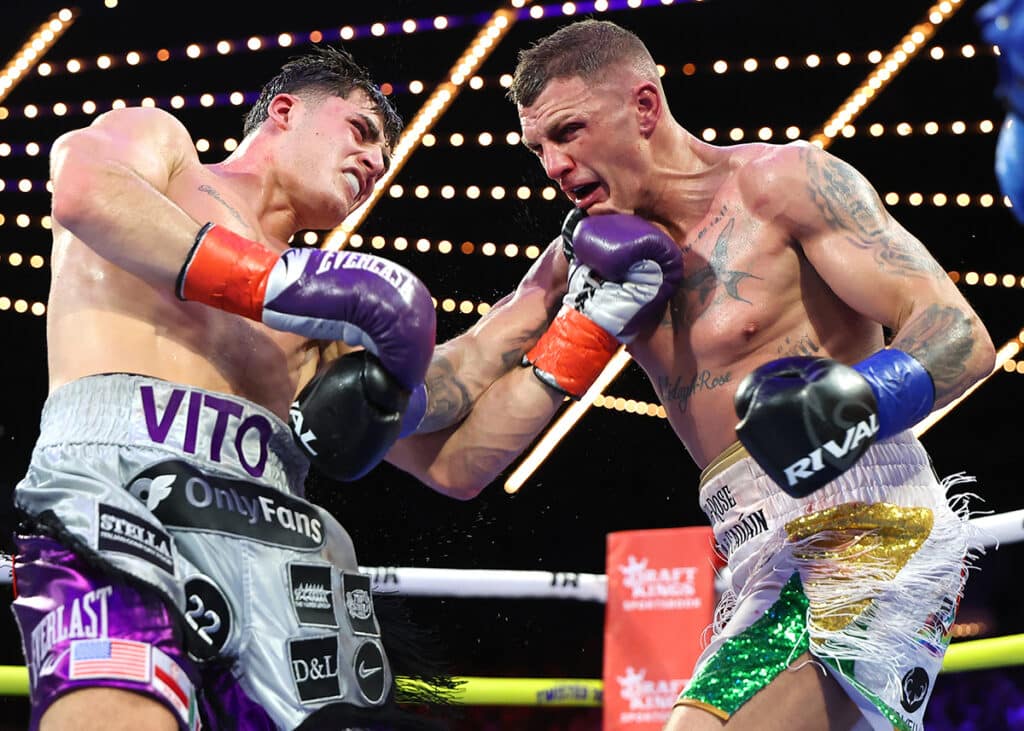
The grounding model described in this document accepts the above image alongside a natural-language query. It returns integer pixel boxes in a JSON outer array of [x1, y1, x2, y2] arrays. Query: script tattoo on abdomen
[[804, 150, 945, 279], [892, 303, 976, 398], [658, 370, 733, 414]]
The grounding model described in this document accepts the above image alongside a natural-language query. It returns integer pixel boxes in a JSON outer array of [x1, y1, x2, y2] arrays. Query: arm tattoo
[[891, 304, 976, 398], [499, 320, 550, 371], [419, 355, 474, 432], [804, 151, 945, 279], [198, 184, 252, 231]]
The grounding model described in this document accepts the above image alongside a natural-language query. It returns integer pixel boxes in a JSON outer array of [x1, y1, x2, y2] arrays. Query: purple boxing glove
[[569, 214, 684, 342], [178, 223, 435, 391], [525, 213, 683, 398]]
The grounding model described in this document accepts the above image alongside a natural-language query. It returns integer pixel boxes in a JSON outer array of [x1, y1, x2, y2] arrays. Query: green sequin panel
[[679, 573, 809, 717]]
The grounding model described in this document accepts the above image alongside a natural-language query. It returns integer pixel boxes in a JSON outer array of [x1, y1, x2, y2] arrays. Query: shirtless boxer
[[11, 46, 442, 730], [387, 19, 996, 731]]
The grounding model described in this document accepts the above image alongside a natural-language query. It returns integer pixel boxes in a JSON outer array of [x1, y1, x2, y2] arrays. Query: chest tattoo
[[776, 334, 821, 358], [680, 218, 762, 321]]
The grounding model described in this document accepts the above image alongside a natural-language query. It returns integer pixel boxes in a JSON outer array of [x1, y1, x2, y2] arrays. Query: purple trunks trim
[[11, 535, 275, 731]]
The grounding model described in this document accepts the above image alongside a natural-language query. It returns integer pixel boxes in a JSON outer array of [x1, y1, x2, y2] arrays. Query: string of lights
[[20, 0, 716, 82], [0, 117, 1005, 158], [813, 0, 966, 145], [0, 177, 1016, 212], [22, 39, 998, 93], [2, 41, 1000, 123], [25, 17, 491, 80], [0, 8, 76, 107]]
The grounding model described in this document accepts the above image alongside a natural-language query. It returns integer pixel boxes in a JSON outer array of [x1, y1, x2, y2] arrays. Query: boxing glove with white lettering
[[177, 223, 435, 390], [290, 351, 410, 481], [734, 350, 935, 497]]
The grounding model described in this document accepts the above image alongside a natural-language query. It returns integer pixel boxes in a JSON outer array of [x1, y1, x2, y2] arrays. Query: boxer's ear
[[267, 93, 300, 130], [634, 82, 662, 139]]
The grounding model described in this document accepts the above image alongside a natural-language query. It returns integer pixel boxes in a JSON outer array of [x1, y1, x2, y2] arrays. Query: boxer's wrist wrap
[[177, 222, 277, 320], [524, 308, 619, 399], [399, 382, 428, 438], [852, 348, 935, 440]]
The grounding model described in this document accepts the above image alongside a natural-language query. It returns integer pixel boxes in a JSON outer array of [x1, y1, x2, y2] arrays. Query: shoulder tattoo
[[803, 150, 945, 279]]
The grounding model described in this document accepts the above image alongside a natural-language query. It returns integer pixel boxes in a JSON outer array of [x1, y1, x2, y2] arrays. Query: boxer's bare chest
[[628, 188, 816, 465]]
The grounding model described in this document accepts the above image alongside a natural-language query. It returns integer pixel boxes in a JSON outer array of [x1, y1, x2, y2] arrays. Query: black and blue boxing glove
[[734, 349, 935, 497]]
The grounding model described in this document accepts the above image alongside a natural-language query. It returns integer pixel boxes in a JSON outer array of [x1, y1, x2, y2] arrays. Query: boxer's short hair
[[243, 45, 402, 147]]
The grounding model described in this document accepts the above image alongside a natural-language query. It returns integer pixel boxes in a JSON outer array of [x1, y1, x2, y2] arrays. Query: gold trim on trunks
[[699, 441, 750, 487], [785, 502, 934, 633]]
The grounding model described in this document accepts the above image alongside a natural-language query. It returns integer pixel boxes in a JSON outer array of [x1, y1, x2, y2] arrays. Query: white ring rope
[[3, 509, 1021, 594]]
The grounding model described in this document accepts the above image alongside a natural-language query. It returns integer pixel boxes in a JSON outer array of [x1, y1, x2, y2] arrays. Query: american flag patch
[[68, 639, 151, 683]]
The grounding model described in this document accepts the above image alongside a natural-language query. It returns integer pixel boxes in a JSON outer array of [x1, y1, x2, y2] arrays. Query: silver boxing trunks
[[12, 374, 393, 730]]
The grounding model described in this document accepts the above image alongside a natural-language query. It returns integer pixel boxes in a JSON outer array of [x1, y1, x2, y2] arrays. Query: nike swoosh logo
[[358, 661, 382, 679]]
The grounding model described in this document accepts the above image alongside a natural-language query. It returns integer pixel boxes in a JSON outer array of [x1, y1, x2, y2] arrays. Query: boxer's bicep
[[50, 107, 207, 284], [771, 144, 946, 331]]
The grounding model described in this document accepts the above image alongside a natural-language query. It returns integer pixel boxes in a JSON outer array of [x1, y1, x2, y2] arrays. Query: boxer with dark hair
[[386, 19, 996, 731], [11, 45, 443, 730]]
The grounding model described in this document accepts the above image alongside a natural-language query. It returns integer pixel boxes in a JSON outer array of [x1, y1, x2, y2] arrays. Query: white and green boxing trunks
[[676, 431, 978, 731]]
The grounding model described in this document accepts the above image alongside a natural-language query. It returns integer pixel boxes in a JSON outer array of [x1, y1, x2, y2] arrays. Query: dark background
[[1, 1, 1022, 728]]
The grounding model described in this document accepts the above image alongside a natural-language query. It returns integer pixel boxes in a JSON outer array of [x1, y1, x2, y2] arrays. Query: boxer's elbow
[[387, 441, 489, 500], [422, 464, 489, 501], [50, 137, 119, 233], [969, 321, 996, 384]]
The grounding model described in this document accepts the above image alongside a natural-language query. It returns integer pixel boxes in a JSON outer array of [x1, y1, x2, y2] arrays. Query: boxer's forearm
[[415, 293, 557, 434], [386, 366, 563, 499], [888, 303, 995, 408]]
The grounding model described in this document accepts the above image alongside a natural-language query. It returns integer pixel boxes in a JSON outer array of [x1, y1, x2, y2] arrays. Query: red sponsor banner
[[603, 526, 716, 731]]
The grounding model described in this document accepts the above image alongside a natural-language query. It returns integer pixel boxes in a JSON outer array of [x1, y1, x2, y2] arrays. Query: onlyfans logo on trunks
[[615, 666, 687, 725], [139, 385, 274, 478], [126, 460, 324, 549], [618, 555, 702, 612]]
